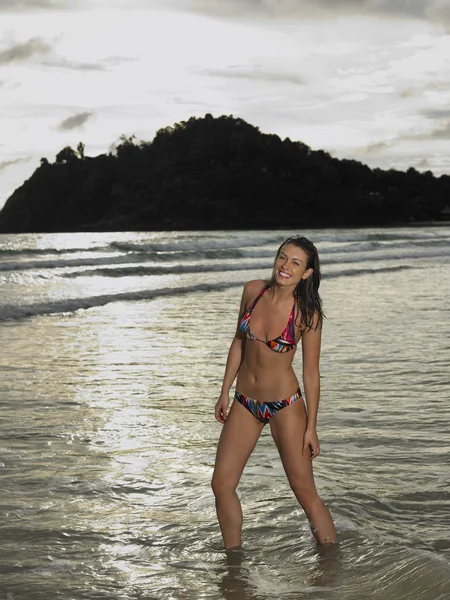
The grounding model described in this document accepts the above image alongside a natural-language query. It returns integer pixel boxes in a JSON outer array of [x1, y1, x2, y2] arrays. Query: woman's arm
[[215, 281, 263, 423], [300, 312, 322, 458], [215, 285, 249, 423], [219, 335, 246, 396]]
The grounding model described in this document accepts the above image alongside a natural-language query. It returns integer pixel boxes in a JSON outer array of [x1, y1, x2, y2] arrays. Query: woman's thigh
[[269, 400, 317, 494], [212, 399, 264, 491]]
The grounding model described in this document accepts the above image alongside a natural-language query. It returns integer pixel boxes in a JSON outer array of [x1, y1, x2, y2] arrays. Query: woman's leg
[[211, 399, 265, 549], [269, 400, 337, 544]]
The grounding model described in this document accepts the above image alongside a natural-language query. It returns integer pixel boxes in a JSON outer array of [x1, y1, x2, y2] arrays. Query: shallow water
[[0, 228, 449, 599]]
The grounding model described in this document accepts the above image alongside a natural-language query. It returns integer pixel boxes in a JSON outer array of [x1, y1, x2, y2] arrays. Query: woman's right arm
[[219, 335, 246, 398], [214, 284, 251, 424]]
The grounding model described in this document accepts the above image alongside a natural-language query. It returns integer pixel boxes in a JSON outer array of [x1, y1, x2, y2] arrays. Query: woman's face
[[273, 243, 313, 287]]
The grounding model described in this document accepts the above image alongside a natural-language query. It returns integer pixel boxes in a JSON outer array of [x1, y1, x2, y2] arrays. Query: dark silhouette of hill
[[0, 114, 448, 233]]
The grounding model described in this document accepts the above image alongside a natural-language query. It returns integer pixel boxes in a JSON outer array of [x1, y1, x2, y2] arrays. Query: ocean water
[[0, 227, 449, 600]]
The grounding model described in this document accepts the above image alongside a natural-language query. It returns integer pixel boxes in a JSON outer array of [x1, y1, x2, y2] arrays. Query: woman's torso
[[236, 280, 301, 402]]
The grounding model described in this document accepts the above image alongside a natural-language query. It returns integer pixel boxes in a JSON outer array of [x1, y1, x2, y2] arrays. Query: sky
[[1, 0, 450, 210]]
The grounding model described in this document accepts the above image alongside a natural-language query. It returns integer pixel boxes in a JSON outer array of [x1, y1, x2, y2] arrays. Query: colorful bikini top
[[239, 285, 297, 353]]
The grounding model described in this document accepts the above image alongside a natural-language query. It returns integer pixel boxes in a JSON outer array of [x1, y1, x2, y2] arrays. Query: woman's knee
[[211, 472, 237, 497], [288, 477, 318, 506]]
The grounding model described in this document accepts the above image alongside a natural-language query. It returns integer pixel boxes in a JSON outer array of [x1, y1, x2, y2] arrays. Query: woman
[[211, 236, 336, 549]]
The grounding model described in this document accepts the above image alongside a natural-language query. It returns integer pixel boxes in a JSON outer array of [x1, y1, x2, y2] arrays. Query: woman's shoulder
[[238, 280, 267, 314], [243, 279, 268, 297]]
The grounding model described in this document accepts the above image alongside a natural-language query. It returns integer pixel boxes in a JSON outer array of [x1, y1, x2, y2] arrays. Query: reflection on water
[[1, 257, 450, 598]]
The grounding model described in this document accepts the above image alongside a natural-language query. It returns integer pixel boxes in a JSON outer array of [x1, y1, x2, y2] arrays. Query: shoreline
[[0, 220, 449, 236]]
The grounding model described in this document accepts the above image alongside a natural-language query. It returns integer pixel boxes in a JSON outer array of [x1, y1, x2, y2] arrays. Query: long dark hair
[[270, 236, 324, 331]]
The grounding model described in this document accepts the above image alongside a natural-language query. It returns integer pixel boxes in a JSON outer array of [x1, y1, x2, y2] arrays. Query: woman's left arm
[[301, 314, 322, 460]]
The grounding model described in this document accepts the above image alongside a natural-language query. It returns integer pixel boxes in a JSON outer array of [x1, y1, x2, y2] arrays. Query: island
[[0, 114, 448, 233]]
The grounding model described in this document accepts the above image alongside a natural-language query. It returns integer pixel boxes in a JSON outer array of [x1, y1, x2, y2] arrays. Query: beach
[[0, 227, 449, 599]]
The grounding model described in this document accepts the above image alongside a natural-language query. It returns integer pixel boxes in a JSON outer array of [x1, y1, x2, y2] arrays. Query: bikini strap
[[247, 285, 269, 313]]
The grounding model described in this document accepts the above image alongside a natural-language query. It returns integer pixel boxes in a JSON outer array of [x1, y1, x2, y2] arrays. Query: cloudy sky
[[1, 0, 450, 209]]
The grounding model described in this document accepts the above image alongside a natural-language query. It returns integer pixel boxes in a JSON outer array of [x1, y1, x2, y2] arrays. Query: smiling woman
[[212, 236, 337, 550], [0, 227, 450, 598]]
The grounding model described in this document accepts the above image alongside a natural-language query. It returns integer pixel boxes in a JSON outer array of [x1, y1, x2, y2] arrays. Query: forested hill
[[0, 114, 448, 233]]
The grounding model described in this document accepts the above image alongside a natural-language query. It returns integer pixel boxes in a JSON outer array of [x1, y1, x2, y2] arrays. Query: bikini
[[234, 388, 303, 425], [236, 285, 302, 424]]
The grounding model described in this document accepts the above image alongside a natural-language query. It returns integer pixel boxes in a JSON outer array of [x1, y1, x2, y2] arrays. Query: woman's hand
[[215, 393, 230, 424], [303, 428, 320, 460]]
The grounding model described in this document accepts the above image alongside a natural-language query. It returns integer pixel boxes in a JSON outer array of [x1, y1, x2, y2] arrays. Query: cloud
[[0, 37, 51, 65], [3, 0, 447, 27], [423, 109, 450, 119], [425, 81, 450, 91], [202, 65, 305, 85], [397, 81, 450, 98], [356, 141, 393, 156], [0, 0, 73, 10], [40, 54, 135, 72], [41, 58, 107, 71], [0, 157, 31, 171], [397, 114, 450, 141], [57, 112, 93, 131], [397, 87, 416, 99], [425, 0, 450, 25], [0, 36, 133, 73], [175, 0, 450, 26], [102, 55, 136, 67], [423, 122, 450, 140], [4, 0, 447, 27], [416, 158, 430, 169], [418, 110, 450, 139]]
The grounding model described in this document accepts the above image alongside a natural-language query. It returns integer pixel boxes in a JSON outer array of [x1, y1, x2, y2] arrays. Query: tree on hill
[[0, 114, 447, 233]]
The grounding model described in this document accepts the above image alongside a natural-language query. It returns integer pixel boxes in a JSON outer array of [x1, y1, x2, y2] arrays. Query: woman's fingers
[[311, 445, 320, 460], [215, 402, 228, 424], [303, 434, 320, 460]]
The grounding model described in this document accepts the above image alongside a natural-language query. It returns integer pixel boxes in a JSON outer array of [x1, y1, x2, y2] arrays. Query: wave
[[1, 234, 448, 273], [327, 237, 450, 254], [329, 265, 415, 277], [0, 265, 415, 321], [1, 227, 448, 258], [111, 233, 450, 254], [174, 237, 450, 260], [61, 260, 272, 278], [0, 253, 150, 272], [2, 242, 447, 274], [61, 259, 417, 279], [312, 228, 449, 244], [237, 240, 383, 258], [109, 233, 285, 254], [0, 281, 243, 321], [0, 245, 112, 257], [366, 230, 448, 241]]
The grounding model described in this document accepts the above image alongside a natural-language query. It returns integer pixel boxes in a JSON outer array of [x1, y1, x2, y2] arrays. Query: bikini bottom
[[234, 388, 302, 424]]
